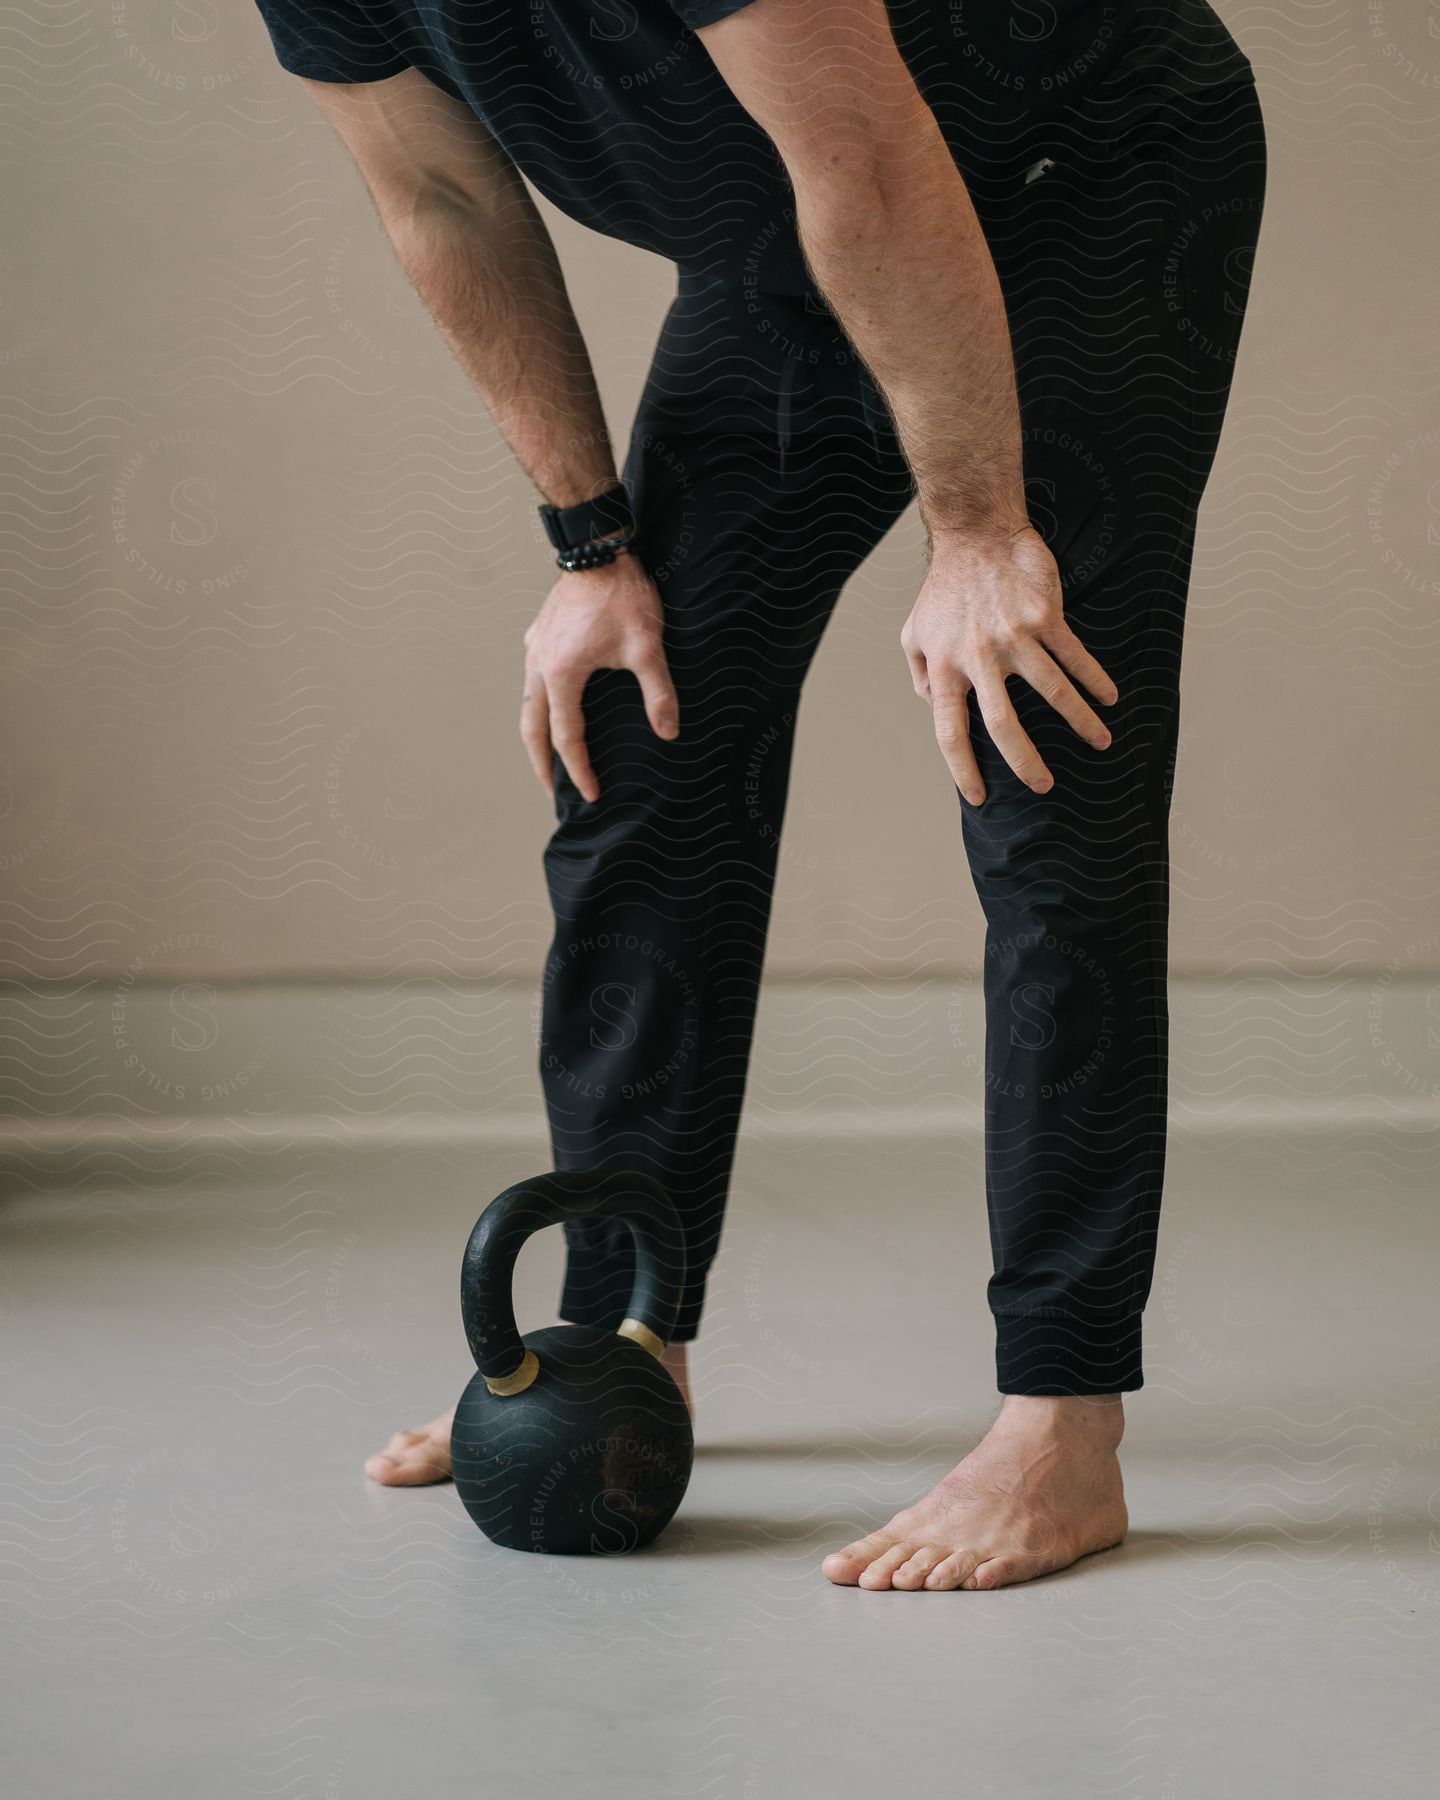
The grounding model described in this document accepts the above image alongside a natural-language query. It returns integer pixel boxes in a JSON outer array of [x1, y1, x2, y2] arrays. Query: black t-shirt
[[253, 0, 1249, 292]]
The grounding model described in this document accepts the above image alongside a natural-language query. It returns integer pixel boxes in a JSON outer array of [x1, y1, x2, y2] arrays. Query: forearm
[[789, 106, 1027, 546], [383, 177, 619, 509]]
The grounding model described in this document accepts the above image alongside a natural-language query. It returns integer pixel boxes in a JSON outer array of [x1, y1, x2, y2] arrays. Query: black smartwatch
[[538, 482, 637, 572]]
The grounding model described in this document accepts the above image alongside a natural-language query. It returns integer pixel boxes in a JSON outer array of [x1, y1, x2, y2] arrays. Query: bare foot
[[364, 1343, 693, 1487], [822, 1394, 1129, 1592], [365, 1408, 457, 1487]]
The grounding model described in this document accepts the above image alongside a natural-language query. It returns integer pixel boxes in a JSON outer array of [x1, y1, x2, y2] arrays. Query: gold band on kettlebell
[[484, 1350, 540, 1397], [616, 1317, 666, 1360]]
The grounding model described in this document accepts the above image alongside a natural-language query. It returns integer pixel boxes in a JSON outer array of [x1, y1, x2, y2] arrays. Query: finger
[[904, 643, 932, 703], [975, 673, 1053, 794], [519, 675, 554, 796], [929, 676, 986, 807], [630, 645, 680, 742], [1040, 622, 1119, 706], [1012, 644, 1112, 751], [546, 671, 599, 803]]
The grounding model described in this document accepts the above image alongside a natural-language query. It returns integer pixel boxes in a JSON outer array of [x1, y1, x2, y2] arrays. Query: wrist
[[925, 515, 1035, 559], [553, 542, 645, 586], [539, 480, 638, 571], [553, 536, 635, 573], [921, 485, 1031, 554], [543, 475, 623, 509]]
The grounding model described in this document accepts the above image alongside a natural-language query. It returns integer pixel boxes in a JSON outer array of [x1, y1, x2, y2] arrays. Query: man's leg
[[548, 273, 916, 1365], [367, 274, 914, 1481], [824, 73, 1266, 1588]]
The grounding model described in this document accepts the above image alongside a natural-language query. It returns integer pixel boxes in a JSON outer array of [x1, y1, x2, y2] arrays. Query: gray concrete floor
[[5, 1128, 1438, 1797]]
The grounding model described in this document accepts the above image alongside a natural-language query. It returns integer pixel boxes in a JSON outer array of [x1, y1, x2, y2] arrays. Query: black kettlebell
[[451, 1168, 694, 1556]]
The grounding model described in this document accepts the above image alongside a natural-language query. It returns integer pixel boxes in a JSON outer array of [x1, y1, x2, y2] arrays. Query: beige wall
[[2, 2, 1434, 982]]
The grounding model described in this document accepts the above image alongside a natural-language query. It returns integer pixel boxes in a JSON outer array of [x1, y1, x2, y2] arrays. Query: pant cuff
[[994, 1310, 1144, 1394]]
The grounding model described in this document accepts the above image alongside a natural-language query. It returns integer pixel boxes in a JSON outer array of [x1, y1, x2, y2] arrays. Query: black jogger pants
[[539, 73, 1267, 1395]]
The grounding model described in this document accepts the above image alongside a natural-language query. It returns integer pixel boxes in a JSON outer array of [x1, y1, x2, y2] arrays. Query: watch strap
[[538, 483, 636, 553]]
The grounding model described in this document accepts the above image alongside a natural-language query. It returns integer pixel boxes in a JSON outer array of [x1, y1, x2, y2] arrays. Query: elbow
[[411, 165, 486, 221], [786, 100, 950, 241]]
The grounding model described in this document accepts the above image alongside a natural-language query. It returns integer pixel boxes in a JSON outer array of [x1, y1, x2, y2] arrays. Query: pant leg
[[964, 75, 1267, 1393], [542, 273, 914, 1340]]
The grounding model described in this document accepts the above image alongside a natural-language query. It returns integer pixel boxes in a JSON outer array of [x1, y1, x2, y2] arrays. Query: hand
[[520, 551, 678, 803], [899, 525, 1118, 806]]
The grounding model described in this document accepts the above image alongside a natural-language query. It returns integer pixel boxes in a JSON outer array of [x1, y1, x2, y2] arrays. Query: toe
[[364, 1427, 450, 1487], [375, 1428, 426, 1462], [822, 1530, 897, 1586], [970, 1554, 1047, 1590], [891, 1546, 942, 1591], [857, 1544, 913, 1590], [923, 1551, 982, 1591]]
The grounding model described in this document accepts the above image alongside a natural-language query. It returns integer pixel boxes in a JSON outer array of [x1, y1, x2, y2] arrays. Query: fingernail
[[1031, 778, 1053, 793]]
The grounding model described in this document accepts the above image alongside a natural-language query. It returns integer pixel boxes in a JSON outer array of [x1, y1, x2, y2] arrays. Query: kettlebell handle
[[461, 1169, 687, 1396]]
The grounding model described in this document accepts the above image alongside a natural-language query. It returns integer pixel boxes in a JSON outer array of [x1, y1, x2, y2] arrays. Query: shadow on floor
[[1121, 1519, 1439, 1556], [646, 1513, 830, 1557], [650, 1512, 1433, 1569], [694, 1430, 982, 1462]]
